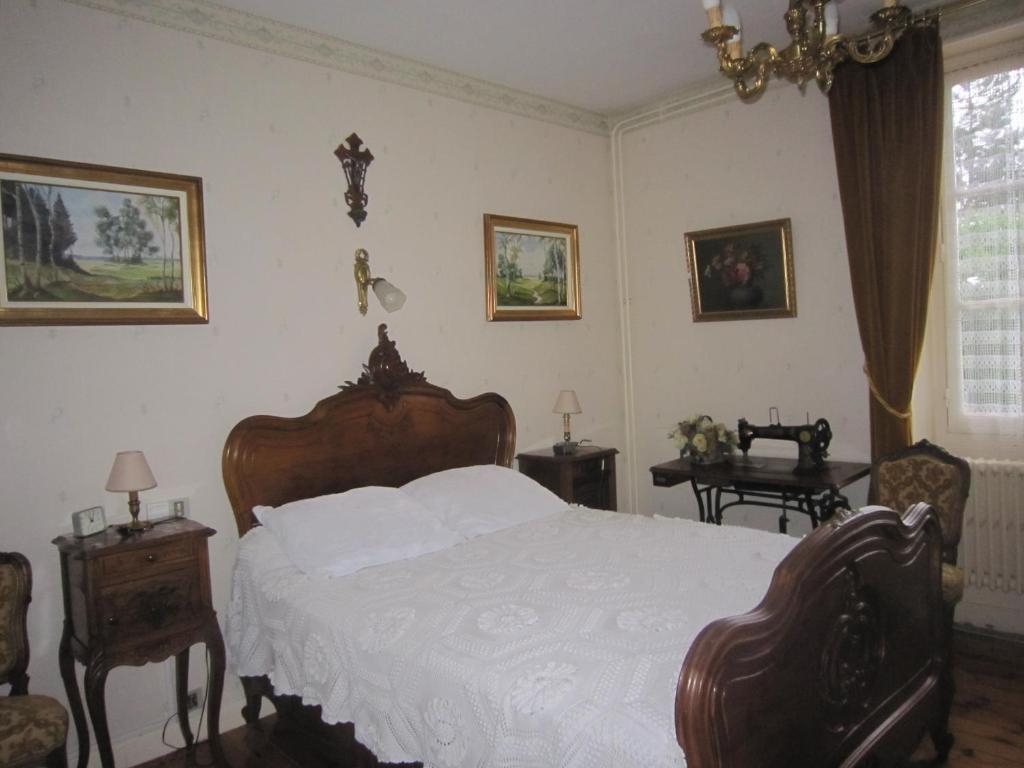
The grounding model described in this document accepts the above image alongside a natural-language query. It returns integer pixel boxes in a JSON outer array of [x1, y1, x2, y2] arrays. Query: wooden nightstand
[[53, 518, 227, 768], [517, 446, 619, 510]]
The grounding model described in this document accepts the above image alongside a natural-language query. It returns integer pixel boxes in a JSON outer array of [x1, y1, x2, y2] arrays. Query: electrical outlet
[[186, 687, 202, 711]]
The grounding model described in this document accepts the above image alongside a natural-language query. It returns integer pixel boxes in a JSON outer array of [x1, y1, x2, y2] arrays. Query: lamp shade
[[552, 389, 582, 415], [105, 451, 157, 493], [372, 279, 407, 313]]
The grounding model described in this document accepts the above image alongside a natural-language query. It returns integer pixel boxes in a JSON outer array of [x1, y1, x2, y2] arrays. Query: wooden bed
[[222, 324, 949, 768]]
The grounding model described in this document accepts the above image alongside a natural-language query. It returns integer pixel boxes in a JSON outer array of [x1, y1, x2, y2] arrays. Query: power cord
[[159, 647, 213, 766]]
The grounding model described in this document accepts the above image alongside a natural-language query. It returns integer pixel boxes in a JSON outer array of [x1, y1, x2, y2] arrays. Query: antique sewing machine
[[737, 408, 832, 473]]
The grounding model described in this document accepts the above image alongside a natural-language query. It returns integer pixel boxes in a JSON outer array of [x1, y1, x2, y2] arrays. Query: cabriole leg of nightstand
[[58, 622, 89, 768], [84, 658, 113, 768], [175, 649, 195, 748], [204, 622, 229, 767]]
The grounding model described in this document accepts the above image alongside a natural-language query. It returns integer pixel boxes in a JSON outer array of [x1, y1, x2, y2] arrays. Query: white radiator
[[960, 458, 1024, 596]]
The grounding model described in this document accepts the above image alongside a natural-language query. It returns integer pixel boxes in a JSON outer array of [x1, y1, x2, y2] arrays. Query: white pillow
[[401, 464, 568, 539], [253, 486, 464, 577]]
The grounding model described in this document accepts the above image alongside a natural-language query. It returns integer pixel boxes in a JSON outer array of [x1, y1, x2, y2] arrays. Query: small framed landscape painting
[[0, 154, 208, 325], [484, 214, 581, 321], [685, 218, 796, 322]]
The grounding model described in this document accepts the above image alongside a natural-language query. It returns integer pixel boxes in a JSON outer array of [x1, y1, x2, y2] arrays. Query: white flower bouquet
[[669, 415, 738, 464]]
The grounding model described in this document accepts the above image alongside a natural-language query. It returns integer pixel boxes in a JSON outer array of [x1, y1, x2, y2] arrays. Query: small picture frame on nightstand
[[72, 505, 107, 537]]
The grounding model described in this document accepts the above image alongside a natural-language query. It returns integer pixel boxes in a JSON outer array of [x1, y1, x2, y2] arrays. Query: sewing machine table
[[649, 455, 871, 533]]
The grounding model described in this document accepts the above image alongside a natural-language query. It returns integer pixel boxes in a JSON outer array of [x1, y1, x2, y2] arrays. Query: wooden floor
[[921, 629, 1024, 767], [134, 629, 1024, 768]]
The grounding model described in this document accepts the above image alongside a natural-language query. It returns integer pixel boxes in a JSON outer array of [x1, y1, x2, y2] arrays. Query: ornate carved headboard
[[222, 325, 516, 535]]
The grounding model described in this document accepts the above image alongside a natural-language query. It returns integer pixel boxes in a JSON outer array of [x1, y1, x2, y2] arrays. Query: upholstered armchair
[[0, 553, 69, 768], [871, 439, 971, 761]]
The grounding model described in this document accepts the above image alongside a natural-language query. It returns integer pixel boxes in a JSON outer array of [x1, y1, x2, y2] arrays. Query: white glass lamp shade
[[372, 279, 406, 313], [552, 389, 582, 415], [105, 451, 157, 492]]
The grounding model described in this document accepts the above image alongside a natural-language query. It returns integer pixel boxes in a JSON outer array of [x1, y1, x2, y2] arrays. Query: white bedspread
[[226, 507, 798, 768]]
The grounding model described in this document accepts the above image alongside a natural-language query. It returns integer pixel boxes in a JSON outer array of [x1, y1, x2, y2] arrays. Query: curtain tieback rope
[[863, 363, 912, 420]]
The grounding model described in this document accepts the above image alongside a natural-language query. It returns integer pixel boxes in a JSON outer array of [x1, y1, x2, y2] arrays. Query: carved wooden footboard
[[677, 503, 945, 768]]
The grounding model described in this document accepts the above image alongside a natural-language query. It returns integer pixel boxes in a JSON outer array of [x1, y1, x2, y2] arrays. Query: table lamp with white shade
[[552, 389, 582, 455], [106, 450, 157, 532]]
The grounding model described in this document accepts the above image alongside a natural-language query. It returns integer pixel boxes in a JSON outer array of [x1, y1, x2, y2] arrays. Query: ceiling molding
[[62, 0, 610, 136], [59, 0, 1023, 139], [932, 0, 1024, 41], [607, 76, 737, 133]]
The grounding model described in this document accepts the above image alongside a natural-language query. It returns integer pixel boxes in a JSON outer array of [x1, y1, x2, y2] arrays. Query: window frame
[[942, 53, 1024, 436], [914, 26, 1024, 460]]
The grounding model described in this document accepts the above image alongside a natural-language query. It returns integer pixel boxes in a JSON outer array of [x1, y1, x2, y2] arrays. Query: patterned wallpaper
[[0, 1, 622, 763]]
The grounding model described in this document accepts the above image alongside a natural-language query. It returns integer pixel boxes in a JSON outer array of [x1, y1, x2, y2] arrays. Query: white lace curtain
[[950, 60, 1024, 436]]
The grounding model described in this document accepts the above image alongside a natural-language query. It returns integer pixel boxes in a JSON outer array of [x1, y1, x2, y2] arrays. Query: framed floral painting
[[685, 218, 796, 322], [0, 153, 207, 325]]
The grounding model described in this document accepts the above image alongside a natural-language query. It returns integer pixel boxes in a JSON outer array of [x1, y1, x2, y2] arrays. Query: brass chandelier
[[700, 0, 934, 99]]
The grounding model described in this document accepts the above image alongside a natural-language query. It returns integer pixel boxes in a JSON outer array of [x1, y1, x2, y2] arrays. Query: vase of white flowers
[[669, 415, 738, 464]]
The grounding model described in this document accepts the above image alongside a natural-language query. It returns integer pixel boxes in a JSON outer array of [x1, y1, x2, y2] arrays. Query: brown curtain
[[829, 24, 944, 460]]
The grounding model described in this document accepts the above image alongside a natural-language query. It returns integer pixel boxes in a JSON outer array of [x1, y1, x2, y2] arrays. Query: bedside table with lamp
[[53, 450, 228, 768], [517, 390, 619, 510]]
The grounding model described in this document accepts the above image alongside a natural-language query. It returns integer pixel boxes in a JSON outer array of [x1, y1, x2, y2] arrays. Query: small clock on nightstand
[[71, 506, 107, 537]]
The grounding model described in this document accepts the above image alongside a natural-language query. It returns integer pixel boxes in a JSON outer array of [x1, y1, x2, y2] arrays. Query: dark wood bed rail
[[677, 502, 945, 768]]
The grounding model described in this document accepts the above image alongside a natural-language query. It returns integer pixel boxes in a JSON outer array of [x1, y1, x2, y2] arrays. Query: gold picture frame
[[484, 214, 581, 321], [685, 218, 796, 322], [0, 153, 208, 325]]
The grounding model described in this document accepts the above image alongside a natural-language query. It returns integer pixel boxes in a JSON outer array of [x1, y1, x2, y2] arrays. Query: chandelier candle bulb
[[722, 4, 740, 34], [824, 3, 839, 36], [702, 0, 723, 27], [722, 5, 741, 57]]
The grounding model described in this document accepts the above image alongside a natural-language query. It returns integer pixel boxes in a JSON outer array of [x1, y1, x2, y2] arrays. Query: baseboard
[[954, 621, 1024, 645], [955, 596, 1024, 636]]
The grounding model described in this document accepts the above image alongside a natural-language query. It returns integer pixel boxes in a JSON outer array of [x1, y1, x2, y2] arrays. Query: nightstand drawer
[[101, 537, 194, 580], [98, 568, 201, 642]]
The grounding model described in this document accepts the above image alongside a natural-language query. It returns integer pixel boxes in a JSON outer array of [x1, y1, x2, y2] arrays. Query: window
[[944, 56, 1024, 436]]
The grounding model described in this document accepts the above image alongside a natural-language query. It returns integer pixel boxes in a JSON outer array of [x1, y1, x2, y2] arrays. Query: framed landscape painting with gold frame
[[484, 213, 581, 321], [685, 218, 796, 322], [0, 154, 208, 325]]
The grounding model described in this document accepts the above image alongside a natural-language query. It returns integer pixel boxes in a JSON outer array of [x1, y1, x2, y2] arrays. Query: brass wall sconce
[[354, 249, 406, 315], [334, 132, 374, 227], [699, 0, 943, 100]]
